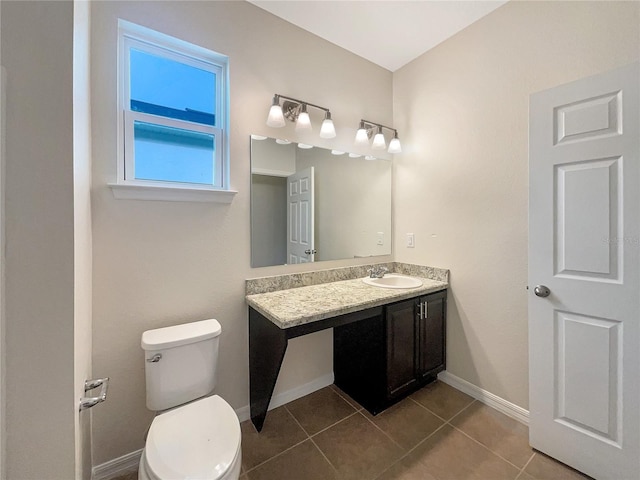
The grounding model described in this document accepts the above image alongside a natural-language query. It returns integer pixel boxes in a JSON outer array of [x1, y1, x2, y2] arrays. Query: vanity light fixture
[[297, 143, 314, 149], [275, 138, 292, 145], [331, 150, 346, 155], [354, 119, 402, 154], [365, 155, 377, 161], [372, 126, 386, 150], [266, 94, 336, 138], [348, 153, 362, 158]]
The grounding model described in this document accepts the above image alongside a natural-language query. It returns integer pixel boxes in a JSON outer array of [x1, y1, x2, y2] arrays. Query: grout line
[[407, 395, 462, 424], [284, 404, 341, 476], [518, 451, 536, 477], [330, 384, 363, 412], [308, 436, 340, 476], [242, 435, 309, 475], [243, 407, 311, 475], [356, 410, 405, 451], [284, 405, 312, 438], [449, 423, 525, 472], [309, 410, 359, 438], [446, 398, 477, 423]]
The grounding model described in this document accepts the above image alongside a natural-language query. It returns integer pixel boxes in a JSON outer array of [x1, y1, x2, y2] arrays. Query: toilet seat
[[142, 395, 241, 480]]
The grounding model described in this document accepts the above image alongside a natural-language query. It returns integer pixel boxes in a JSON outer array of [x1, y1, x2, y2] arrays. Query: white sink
[[362, 274, 423, 289]]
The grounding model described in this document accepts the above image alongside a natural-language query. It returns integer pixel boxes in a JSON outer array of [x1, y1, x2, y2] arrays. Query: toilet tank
[[142, 319, 222, 411]]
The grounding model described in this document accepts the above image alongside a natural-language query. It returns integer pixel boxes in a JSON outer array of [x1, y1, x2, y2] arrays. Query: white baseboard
[[234, 372, 334, 422], [92, 373, 334, 479], [437, 371, 529, 426], [92, 448, 142, 480]]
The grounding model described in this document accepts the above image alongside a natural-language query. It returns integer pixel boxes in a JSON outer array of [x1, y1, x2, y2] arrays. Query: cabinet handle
[[424, 302, 428, 319], [418, 302, 424, 320]]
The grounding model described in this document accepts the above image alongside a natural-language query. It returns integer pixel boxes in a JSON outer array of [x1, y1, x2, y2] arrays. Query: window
[[113, 21, 234, 202]]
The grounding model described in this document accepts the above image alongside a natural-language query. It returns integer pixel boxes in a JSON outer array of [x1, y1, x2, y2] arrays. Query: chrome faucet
[[368, 266, 389, 278]]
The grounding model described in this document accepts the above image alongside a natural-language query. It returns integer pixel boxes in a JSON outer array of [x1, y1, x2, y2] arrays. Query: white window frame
[[111, 20, 235, 203]]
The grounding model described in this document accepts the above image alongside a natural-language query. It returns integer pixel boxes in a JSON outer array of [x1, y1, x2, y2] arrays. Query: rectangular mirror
[[250, 136, 392, 267]]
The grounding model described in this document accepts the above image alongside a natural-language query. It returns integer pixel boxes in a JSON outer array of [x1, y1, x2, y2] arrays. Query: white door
[[529, 62, 639, 479], [287, 167, 315, 264]]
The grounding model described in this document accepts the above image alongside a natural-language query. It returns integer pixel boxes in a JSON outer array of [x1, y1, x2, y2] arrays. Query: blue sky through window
[[130, 48, 217, 185]]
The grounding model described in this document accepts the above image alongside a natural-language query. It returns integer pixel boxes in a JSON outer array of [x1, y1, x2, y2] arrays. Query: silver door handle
[[304, 249, 317, 255], [534, 285, 551, 298]]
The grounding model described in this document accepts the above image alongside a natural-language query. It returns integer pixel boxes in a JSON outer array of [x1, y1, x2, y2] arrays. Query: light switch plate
[[406, 233, 415, 248], [377, 232, 384, 246]]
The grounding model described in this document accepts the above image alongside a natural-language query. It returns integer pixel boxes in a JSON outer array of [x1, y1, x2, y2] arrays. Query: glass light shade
[[331, 150, 345, 155], [348, 153, 362, 158], [295, 111, 312, 131], [320, 118, 336, 138], [266, 105, 285, 128], [275, 138, 291, 145], [250, 134, 267, 141], [355, 128, 369, 146], [372, 132, 386, 150], [297, 143, 313, 149], [388, 137, 402, 154], [365, 155, 376, 161]]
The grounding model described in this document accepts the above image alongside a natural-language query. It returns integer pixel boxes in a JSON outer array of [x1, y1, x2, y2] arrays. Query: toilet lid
[[145, 395, 241, 480]]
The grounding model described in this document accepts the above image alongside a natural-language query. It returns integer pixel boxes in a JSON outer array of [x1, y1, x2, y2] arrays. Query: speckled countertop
[[246, 274, 448, 329]]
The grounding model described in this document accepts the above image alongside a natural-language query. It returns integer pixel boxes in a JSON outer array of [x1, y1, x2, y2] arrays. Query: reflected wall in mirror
[[251, 136, 392, 268]]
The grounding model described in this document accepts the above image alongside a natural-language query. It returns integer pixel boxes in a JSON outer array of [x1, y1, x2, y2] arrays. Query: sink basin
[[362, 274, 423, 289]]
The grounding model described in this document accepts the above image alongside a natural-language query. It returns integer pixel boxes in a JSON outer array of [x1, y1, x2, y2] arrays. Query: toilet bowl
[[139, 320, 241, 480], [138, 395, 241, 480]]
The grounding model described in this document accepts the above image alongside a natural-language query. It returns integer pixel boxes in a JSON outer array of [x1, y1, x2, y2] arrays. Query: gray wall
[[393, 0, 640, 409], [251, 175, 287, 268], [90, 0, 393, 464], [2, 1, 77, 478]]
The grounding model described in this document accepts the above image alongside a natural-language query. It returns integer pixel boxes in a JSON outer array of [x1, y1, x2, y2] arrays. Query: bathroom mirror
[[250, 136, 392, 268]]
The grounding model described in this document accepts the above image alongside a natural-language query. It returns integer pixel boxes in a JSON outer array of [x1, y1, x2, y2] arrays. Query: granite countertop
[[246, 275, 448, 329]]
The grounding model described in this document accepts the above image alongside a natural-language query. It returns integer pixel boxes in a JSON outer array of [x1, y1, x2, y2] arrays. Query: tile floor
[[116, 381, 593, 480]]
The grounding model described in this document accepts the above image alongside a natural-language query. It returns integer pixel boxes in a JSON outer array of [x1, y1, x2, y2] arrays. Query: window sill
[[109, 182, 237, 203]]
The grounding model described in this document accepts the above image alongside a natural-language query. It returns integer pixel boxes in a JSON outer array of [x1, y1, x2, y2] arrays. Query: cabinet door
[[417, 292, 446, 379], [386, 299, 417, 398]]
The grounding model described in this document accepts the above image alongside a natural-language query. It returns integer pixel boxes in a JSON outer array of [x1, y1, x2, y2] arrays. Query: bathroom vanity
[[246, 263, 448, 431]]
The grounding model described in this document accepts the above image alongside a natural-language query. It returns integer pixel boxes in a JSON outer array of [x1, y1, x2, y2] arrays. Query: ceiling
[[249, 0, 508, 72]]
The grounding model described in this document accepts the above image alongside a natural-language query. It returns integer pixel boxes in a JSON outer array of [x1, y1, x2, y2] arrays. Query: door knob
[[534, 285, 551, 298], [304, 249, 317, 255]]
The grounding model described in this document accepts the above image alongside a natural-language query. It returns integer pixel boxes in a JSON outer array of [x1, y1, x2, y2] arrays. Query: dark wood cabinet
[[334, 290, 446, 414]]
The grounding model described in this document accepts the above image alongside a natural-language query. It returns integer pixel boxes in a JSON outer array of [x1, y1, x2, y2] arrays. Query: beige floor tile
[[364, 397, 444, 450], [240, 406, 308, 471], [410, 424, 520, 480], [375, 453, 439, 480], [410, 381, 474, 420], [313, 412, 404, 480], [111, 472, 137, 480], [524, 452, 593, 480], [245, 440, 337, 480], [286, 386, 357, 435], [450, 402, 532, 468], [516, 471, 536, 480]]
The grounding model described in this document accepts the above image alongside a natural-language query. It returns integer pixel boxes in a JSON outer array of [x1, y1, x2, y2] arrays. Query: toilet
[[139, 319, 242, 480]]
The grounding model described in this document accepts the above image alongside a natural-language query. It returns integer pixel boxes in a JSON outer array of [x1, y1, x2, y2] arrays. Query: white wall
[[73, 1, 93, 479], [393, 0, 640, 409], [90, 1, 392, 464], [1, 1, 77, 478]]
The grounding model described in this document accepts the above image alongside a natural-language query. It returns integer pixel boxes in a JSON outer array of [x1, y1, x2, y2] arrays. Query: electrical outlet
[[406, 233, 415, 248]]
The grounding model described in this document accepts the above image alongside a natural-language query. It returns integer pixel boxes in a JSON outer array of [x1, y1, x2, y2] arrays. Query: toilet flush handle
[[146, 353, 162, 363]]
